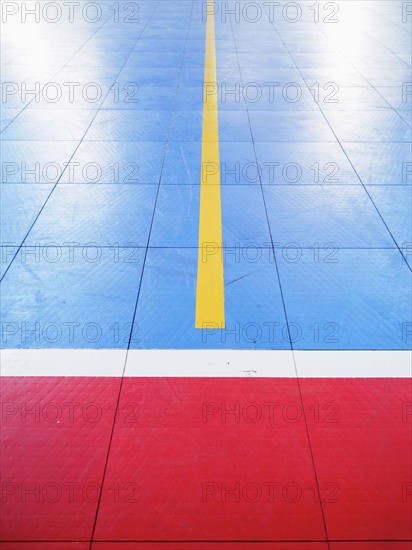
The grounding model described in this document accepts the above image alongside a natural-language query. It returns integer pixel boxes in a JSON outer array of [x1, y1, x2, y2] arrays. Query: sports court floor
[[0, 0, 411, 548]]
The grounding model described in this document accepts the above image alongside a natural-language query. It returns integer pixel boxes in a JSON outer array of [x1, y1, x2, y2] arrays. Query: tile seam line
[[225, 8, 386, 548], [87, 1, 196, 546], [0, 14, 160, 285], [256, 4, 411, 540], [349, 9, 412, 97], [80, 1, 166, 546], [0, 11, 116, 134], [258, 2, 412, 272], [4, 540, 412, 543], [317, 9, 412, 126], [3, 539, 412, 542], [227, 13, 331, 549]]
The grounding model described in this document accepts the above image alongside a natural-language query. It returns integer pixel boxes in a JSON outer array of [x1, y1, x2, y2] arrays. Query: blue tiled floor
[[1, 0, 411, 349]]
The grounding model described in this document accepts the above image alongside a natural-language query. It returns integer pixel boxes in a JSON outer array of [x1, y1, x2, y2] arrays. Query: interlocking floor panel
[[1, 0, 411, 547]]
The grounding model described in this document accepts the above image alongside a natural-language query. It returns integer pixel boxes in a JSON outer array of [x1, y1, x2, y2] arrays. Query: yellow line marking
[[195, 0, 225, 329]]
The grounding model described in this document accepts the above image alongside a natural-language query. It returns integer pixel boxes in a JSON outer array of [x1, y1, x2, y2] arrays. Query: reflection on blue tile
[[366, 186, 412, 247], [249, 112, 336, 142], [344, 143, 412, 185], [325, 111, 412, 142], [1, 0, 411, 352], [2, 109, 96, 141]]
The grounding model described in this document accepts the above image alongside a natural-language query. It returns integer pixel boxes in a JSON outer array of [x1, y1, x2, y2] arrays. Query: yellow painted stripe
[[195, 0, 225, 329]]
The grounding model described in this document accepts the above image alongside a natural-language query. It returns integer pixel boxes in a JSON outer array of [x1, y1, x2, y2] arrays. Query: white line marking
[[1, 349, 410, 377]]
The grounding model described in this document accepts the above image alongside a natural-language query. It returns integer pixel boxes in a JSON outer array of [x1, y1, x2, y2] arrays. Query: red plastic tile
[[0, 377, 122, 541], [0, 545, 89, 550], [92, 543, 329, 550], [299, 378, 412, 541], [93, 378, 326, 542], [330, 544, 412, 550]]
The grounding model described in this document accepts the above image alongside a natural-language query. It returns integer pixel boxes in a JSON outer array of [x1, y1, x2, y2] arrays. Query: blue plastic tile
[[67, 49, 130, 68], [245, 86, 319, 112], [264, 185, 395, 248], [0, 140, 77, 184], [325, 111, 412, 142], [398, 111, 412, 127], [150, 184, 270, 247], [1, 0, 410, 357], [0, 252, 144, 348], [169, 111, 203, 142], [277, 248, 411, 350], [125, 51, 183, 67], [300, 67, 370, 87], [357, 68, 411, 87], [161, 141, 201, 184], [174, 87, 206, 111], [26, 184, 158, 247], [219, 141, 261, 184], [0, 184, 53, 245], [375, 87, 412, 111], [291, 52, 354, 70], [320, 87, 391, 111], [1, 109, 96, 141], [343, 142, 412, 185], [116, 67, 181, 87], [133, 39, 185, 53], [131, 247, 289, 349], [240, 68, 305, 86], [170, 110, 251, 142], [249, 112, 336, 142], [237, 52, 296, 68], [221, 185, 271, 246], [218, 111, 254, 141], [58, 141, 166, 184], [0, 182, 51, 278], [150, 184, 200, 247], [366, 185, 412, 247], [254, 141, 359, 185], [101, 86, 177, 111], [84, 110, 172, 142]]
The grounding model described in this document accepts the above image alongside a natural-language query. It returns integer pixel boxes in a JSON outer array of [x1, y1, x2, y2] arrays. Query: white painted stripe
[[125, 350, 295, 377], [0, 349, 127, 377], [0, 349, 410, 377], [294, 350, 411, 378]]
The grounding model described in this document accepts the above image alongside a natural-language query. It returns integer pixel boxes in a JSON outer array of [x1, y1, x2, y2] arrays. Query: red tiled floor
[[92, 543, 329, 550], [93, 378, 326, 542], [0, 377, 121, 541], [300, 378, 412, 541]]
